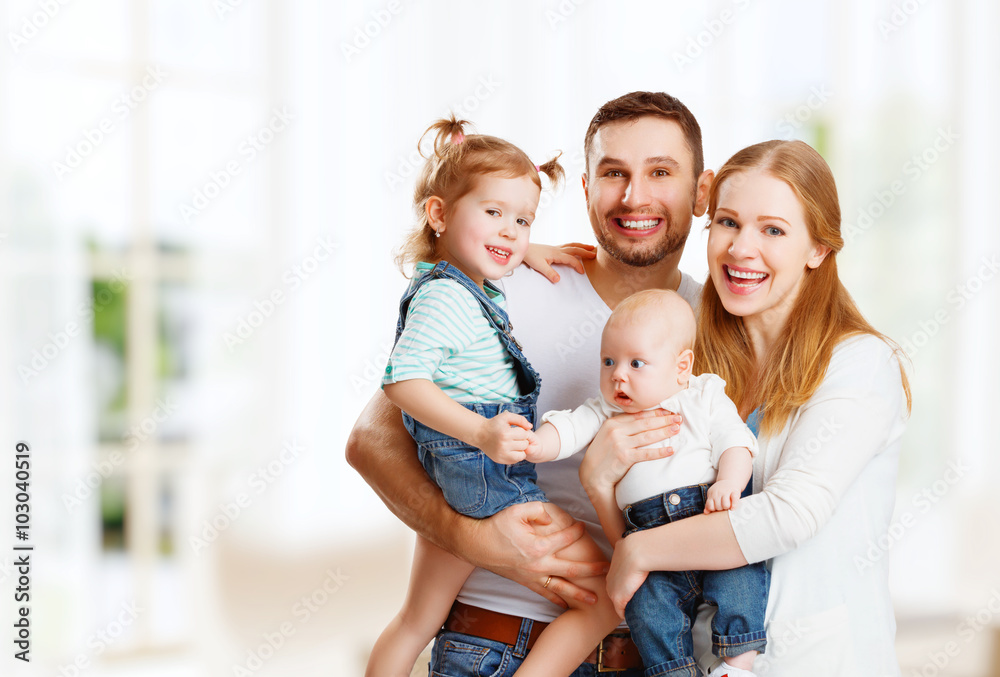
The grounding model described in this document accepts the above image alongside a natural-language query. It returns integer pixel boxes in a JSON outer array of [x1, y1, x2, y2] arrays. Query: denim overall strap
[[393, 261, 539, 400]]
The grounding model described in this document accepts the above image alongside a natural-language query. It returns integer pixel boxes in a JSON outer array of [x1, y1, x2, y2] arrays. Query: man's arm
[[345, 390, 609, 606]]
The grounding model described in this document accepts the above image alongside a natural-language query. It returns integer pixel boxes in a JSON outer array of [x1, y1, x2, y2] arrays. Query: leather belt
[[444, 601, 643, 672]]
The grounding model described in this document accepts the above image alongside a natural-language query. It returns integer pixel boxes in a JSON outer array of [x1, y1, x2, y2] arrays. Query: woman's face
[[707, 170, 830, 331]]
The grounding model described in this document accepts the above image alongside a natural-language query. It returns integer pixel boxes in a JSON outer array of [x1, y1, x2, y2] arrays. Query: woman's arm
[[606, 511, 747, 616], [345, 391, 608, 606]]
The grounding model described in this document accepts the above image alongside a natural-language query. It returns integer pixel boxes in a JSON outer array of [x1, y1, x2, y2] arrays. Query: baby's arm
[[524, 421, 561, 463], [383, 380, 535, 465], [704, 446, 753, 513]]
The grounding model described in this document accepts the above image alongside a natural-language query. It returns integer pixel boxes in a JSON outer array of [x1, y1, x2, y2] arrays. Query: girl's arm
[[383, 379, 534, 464], [521, 242, 596, 283]]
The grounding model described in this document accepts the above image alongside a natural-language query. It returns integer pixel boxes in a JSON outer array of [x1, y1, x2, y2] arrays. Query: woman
[[580, 140, 911, 676]]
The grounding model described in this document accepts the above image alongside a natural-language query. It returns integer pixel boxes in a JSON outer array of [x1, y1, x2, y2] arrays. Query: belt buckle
[[596, 636, 615, 673]]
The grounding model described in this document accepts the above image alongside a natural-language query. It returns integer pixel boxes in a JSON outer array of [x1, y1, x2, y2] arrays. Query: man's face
[[583, 117, 701, 267]]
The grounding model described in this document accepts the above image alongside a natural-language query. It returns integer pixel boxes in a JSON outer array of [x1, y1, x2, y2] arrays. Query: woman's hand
[[606, 532, 649, 617], [521, 242, 597, 283], [579, 409, 681, 500]]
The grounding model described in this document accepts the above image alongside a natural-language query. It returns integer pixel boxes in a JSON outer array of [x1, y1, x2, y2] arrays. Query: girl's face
[[436, 173, 539, 287], [707, 170, 830, 332]]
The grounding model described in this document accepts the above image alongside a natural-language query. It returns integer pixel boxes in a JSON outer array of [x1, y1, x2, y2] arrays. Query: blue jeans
[[405, 403, 546, 518], [622, 484, 769, 677], [393, 261, 545, 519], [429, 629, 644, 677]]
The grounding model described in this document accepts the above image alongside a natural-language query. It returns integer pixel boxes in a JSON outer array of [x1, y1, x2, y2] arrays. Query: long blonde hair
[[696, 140, 911, 436], [396, 115, 564, 275]]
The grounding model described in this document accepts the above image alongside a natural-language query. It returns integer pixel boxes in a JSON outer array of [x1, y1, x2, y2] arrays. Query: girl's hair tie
[[451, 132, 465, 145], [534, 164, 541, 172]]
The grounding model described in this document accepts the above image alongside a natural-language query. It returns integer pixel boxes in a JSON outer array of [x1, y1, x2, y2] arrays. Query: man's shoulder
[[501, 264, 595, 302], [676, 271, 703, 311]]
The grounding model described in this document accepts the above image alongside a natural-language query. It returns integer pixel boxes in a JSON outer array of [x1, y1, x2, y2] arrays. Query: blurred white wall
[[2, 1, 999, 675]]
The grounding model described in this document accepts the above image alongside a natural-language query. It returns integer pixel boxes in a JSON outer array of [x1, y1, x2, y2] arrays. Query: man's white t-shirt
[[457, 264, 703, 620]]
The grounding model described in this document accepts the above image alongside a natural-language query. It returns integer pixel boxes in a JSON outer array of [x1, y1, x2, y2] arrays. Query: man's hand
[[704, 479, 743, 513], [465, 502, 609, 608], [579, 409, 681, 497]]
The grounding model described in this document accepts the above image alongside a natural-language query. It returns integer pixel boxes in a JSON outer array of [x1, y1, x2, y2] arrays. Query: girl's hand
[[521, 242, 597, 283], [476, 412, 535, 465], [606, 533, 649, 617], [705, 480, 743, 513], [579, 409, 681, 500]]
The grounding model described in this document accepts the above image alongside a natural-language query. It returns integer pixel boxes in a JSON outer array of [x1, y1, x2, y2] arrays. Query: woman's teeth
[[619, 218, 658, 230], [728, 267, 767, 285]]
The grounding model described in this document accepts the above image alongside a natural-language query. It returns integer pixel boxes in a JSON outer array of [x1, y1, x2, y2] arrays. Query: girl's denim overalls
[[391, 261, 546, 519]]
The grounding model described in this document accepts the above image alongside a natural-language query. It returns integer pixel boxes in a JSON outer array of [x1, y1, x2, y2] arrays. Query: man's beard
[[594, 211, 690, 267]]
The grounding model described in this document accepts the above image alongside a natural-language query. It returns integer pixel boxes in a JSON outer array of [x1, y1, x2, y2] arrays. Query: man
[[347, 91, 714, 675]]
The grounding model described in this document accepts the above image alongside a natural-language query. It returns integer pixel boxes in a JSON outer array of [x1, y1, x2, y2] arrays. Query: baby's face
[[599, 320, 687, 413]]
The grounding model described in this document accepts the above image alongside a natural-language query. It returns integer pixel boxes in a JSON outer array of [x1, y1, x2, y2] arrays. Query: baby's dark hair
[[395, 114, 564, 274]]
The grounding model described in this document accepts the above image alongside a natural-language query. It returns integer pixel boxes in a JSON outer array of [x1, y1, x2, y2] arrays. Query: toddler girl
[[366, 116, 621, 677]]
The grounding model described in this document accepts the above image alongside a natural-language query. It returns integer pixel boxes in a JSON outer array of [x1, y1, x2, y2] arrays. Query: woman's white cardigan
[[725, 334, 908, 676]]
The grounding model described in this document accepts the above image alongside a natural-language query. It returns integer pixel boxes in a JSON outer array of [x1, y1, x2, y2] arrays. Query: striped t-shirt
[[383, 266, 521, 403]]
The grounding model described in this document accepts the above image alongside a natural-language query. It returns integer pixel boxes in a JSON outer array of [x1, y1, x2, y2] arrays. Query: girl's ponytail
[[535, 151, 565, 190], [421, 114, 472, 159]]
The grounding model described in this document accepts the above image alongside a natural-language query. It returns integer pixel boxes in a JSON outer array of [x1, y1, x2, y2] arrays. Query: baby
[[528, 289, 769, 677]]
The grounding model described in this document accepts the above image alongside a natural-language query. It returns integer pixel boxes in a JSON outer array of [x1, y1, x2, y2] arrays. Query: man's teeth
[[619, 218, 658, 230], [728, 268, 766, 280], [486, 246, 510, 259]]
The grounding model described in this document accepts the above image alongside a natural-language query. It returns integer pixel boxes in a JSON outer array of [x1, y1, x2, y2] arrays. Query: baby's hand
[[523, 431, 545, 463], [704, 480, 742, 513], [476, 412, 534, 465]]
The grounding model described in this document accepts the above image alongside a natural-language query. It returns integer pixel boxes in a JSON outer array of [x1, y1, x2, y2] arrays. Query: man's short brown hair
[[584, 91, 704, 179]]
